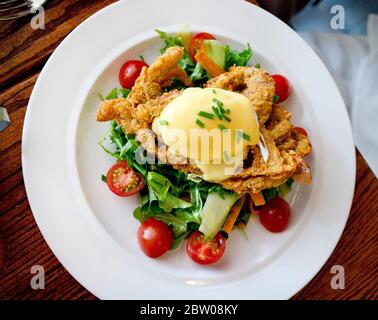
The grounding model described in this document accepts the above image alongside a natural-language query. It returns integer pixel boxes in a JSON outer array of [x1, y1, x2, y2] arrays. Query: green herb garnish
[[236, 130, 251, 142], [218, 124, 227, 131], [196, 119, 205, 128], [255, 63, 261, 68], [198, 111, 215, 119], [101, 174, 107, 182], [212, 106, 223, 120], [273, 94, 279, 104], [223, 115, 231, 122], [159, 120, 169, 126]]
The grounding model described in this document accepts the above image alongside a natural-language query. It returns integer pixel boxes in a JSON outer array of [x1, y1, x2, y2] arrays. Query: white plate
[[22, 0, 355, 299]]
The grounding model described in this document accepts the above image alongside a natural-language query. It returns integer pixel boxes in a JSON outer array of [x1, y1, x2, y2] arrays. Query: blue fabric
[[291, 0, 378, 35]]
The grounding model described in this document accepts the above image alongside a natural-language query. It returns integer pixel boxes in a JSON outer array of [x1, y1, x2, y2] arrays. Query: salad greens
[[155, 29, 254, 88], [99, 98, 235, 247], [98, 30, 294, 248]]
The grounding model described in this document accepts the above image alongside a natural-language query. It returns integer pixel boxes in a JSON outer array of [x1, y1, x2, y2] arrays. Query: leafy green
[[262, 187, 279, 203], [147, 172, 172, 201], [155, 29, 183, 53], [262, 178, 295, 202], [278, 178, 294, 197], [158, 193, 191, 212], [190, 184, 203, 220], [105, 87, 131, 100], [156, 29, 209, 88], [225, 43, 253, 70]]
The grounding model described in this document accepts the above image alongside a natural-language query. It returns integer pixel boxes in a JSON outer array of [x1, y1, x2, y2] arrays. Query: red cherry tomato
[[186, 231, 226, 265], [188, 32, 216, 61], [259, 197, 291, 233], [293, 126, 308, 137], [119, 60, 148, 89], [137, 218, 173, 258], [271, 74, 291, 103], [106, 161, 145, 197]]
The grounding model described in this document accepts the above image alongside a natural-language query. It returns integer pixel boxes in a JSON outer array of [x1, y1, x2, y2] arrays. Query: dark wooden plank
[[0, 0, 116, 92]]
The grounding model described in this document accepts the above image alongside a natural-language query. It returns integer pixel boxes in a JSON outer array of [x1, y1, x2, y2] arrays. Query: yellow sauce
[[153, 88, 259, 182]]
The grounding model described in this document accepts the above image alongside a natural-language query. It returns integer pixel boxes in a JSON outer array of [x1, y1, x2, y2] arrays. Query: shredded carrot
[[223, 195, 246, 234], [251, 191, 265, 206], [194, 45, 224, 77], [238, 222, 246, 230]]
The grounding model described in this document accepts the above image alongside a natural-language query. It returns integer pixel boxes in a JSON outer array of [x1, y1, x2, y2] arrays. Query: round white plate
[[22, 0, 355, 299]]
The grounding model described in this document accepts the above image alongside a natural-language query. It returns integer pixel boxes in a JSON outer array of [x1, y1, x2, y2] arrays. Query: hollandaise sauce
[[153, 88, 259, 182]]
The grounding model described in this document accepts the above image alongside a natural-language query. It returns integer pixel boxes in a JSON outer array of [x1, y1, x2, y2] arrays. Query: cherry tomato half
[[259, 197, 291, 233], [119, 60, 148, 89], [293, 126, 308, 137], [188, 32, 216, 62], [106, 161, 145, 197], [271, 74, 291, 103], [138, 218, 173, 258], [186, 231, 226, 265]]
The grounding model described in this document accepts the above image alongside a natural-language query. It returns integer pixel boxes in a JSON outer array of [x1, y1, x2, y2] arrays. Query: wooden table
[[0, 0, 377, 300]]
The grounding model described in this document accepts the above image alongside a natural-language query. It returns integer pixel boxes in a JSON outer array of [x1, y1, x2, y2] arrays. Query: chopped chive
[[218, 124, 227, 130], [98, 93, 105, 101], [196, 119, 205, 128], [101, 174, 107, 182], [198, 111, 215, 119], [212, 89, 217, 94], [236, 130, 251, 142], [273, 94, 279, 104], [255, 63, 261, 68], [213, 98, 224, 108], [212, 106, 223, 120], [159, 120, 169, 125], [242, 132, 251, 141], [139, 55, 146, 62], [223, 114, 231, 122], [225, 108, 231, 114]]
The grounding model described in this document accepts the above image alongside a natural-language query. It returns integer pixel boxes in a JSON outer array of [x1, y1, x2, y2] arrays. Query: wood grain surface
[[0, 0, 377, 300]]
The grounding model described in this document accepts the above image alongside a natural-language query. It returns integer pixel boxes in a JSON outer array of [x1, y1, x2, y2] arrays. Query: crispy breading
[[96, 51, 312, 194], [97, 46, 191, 133], [96, 90, 181, 133], [128, 46, 192, 106], [205, 66, 275, 124]]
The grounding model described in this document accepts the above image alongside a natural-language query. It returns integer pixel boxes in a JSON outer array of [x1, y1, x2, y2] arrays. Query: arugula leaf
[[262, 187, 279, 202], [154, 213, 188, 237], [158, 193, 191, 212], [225, 43, 253, 70], [105, 87, 131, 100], [147, 172, 172, 201], [155, 29, 183, 53], [190, 184, 203, 220], [170, 231, 190, 250], [278, 178, 294, 197], [189, 62, 208, 84]]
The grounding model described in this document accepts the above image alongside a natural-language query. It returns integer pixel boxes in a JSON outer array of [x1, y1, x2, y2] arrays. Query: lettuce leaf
[[225, 43, 253, 70]]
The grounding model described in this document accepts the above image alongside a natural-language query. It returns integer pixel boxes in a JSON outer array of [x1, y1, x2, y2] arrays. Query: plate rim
[[22, 0, 356, 299]]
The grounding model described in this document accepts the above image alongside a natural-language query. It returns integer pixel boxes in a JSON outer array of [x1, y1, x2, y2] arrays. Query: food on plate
[[97, 29, 312, 264]]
